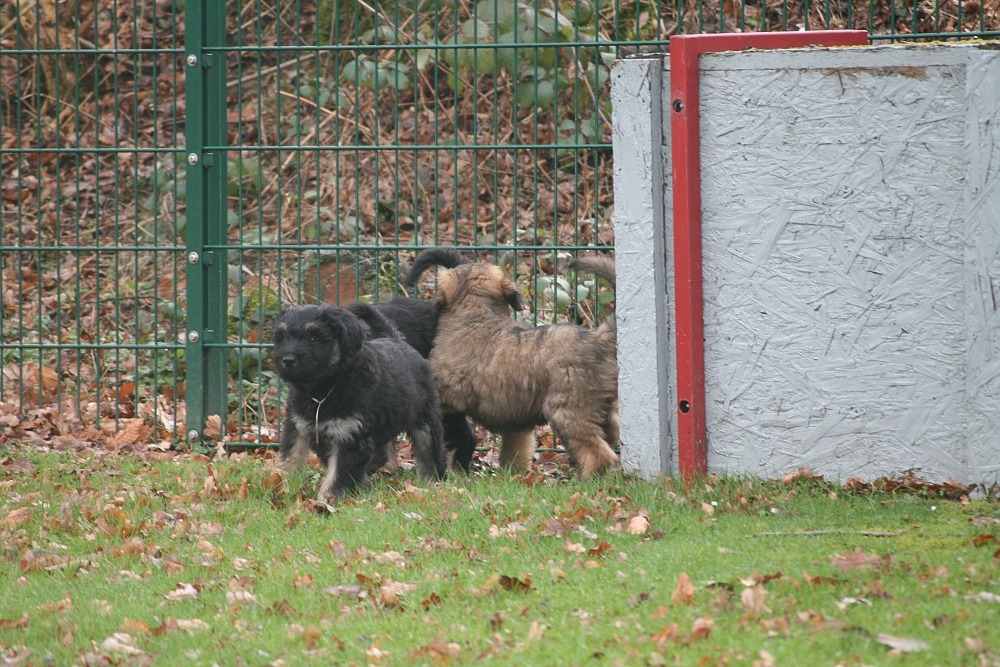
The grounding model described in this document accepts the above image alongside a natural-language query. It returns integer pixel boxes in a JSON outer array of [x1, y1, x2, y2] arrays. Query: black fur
[[272, 304, 446, 499], [346, 297, 437, 357], [342, 248, 484, 472], [402, 247, 469, 291]]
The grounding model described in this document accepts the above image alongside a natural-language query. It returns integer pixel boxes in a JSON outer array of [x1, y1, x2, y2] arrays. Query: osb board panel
[[692, 46, 999, 482]]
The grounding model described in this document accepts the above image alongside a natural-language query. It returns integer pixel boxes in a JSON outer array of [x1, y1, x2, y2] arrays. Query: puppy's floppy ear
[[433, 269, 458, 313], [501, 275, 523, 312], [322, 307, 364, 358]]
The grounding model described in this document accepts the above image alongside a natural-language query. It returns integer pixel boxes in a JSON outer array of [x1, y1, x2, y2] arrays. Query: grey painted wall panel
[[965, 52, 1000, 483], [611, 57, 676, 478], [612, 44, 1000, 484]]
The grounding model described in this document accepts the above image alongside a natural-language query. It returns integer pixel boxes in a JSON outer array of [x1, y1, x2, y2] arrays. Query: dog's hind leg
[[410, 421, 446, 480], [498, 430, 536, 470], [604, 400, 621, 447], [553, 419, 619, 478], [443, 413, 477, 472], [366, 440, 397, 475]]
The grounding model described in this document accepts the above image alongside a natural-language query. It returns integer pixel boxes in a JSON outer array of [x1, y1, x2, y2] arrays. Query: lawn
[[1, 445, 997, 666]]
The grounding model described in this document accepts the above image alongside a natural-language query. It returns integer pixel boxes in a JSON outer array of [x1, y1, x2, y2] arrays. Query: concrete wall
[[612, 44, 1000, 484]]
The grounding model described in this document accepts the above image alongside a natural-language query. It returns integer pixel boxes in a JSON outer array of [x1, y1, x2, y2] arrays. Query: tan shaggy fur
[[427, 256, 619, 477]]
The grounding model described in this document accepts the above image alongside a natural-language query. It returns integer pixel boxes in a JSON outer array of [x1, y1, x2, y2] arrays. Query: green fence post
[[185, 0, 230, 444]]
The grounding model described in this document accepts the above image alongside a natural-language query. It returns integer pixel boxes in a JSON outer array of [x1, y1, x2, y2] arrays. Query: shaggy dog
[[272, 302, 446, 499], [404, 249, 620, 477], [341, 248, 483, 472]]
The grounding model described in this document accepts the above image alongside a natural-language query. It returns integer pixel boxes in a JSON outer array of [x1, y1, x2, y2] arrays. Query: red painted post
[[668, 31, 869, 479]]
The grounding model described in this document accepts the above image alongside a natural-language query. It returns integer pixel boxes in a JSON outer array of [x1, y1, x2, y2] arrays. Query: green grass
[[1, 446, 997, 666]]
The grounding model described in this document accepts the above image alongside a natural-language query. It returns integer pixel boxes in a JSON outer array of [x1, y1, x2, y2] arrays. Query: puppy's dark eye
[[309, 335, 317, 343]]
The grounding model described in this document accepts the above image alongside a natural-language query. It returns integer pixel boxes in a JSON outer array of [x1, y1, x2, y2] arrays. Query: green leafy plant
[[141, 155, 261, 242]]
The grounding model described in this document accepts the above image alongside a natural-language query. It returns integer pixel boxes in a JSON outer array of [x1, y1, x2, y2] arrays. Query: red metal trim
[[668, 30, 868, 479]]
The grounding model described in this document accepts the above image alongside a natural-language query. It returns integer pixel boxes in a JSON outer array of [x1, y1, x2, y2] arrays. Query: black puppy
[[343, 248, 483, 472], [272, 303, 446, 499]]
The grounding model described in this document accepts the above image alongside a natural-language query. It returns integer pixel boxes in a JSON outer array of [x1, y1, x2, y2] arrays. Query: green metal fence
[[2, 0, 998, 452]]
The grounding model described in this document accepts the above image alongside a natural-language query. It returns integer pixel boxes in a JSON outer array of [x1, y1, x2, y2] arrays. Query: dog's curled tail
[[344, 301, 403, 341], [402, 247, 469, 289], [569, 255, 616, 289], [569, 254, 617, 337]]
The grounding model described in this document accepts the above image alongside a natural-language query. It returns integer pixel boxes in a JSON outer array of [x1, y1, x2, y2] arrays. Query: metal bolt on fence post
[[188, 252, 200, 264], [187, 430, 200, 443], [187, 153, 199, 165], [188, 331, 200, 343], [186, 54, 198, 67]]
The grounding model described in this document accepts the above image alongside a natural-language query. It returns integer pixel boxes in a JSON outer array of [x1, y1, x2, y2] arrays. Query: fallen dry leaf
[[963, 591, 1000, 603], [835, 596, 873, 612], [671, 571, 695, 606], [4, 507, 31, 530], [164, 583, 199, 601], [323, 584, 366, 599], [965, 637, 985, 651], [627, 510, 650, 535], [740, 571, 783, 586], [741, 585, 770, 616], [202, 414, 222, 440], [781, 466, 825, 485], [753, 650, 776, 667], [110, 419, 148, 447], [288, 623, 323, 650], [0, 614, 29, 630], [803, 571, 841, 586], [202, 473, 218, 497], [690, 616, 715, 641], [830, 547, 883, 571], [379, 580, 416, 607], [651, 623, 680, 647], [365, 643, 388, 664], [120, 618, 150, 634], [175, 619, 210, 633], [375, 551, 407, 568], [412, 637, 463, 661], [101, 632, 144, 656], [263, 472, 284, 494], [970, 516, 1000, 526], [972, 534, 999, 547], [588, 541, 613, 557], [875, 633, 930, 653], [499, 574, 532, 593], [226, 590, 257, 605], [527, 620, 548, 641]]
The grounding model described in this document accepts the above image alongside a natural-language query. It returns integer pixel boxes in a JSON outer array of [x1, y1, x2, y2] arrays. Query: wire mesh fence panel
[[196, 0, 631, 449], [2, 0, 998, 451], [1, 0, 188, 449]]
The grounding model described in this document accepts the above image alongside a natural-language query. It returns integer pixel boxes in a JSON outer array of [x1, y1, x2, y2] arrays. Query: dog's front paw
[[315, 489, 344, 504], [279, 435, 312, 470]]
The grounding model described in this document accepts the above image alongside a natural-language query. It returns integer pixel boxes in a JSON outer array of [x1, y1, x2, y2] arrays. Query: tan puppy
[[405, 250, 619, 477]]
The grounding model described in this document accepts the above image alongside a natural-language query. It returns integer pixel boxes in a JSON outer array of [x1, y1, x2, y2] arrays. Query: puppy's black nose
[[281, 354, 297, 369]]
